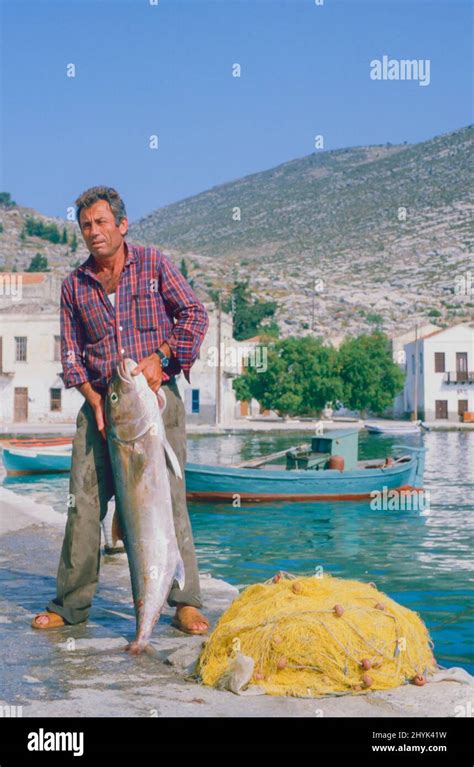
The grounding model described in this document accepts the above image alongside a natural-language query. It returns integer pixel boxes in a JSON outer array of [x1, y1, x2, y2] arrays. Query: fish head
[[106, 358, 164, 442]]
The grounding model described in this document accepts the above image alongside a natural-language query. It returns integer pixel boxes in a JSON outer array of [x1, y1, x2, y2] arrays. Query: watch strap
[[156, 348, 169, 368]]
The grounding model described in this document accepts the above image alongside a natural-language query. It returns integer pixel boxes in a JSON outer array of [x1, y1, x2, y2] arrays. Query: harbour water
[[2, 429, 473, 673]]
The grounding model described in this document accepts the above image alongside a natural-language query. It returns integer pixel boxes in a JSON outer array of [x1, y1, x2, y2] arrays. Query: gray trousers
[[47, 379, 202, 624]]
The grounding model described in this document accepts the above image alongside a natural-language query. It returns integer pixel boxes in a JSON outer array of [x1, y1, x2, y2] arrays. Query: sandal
[[171, 606, 210, 636], [31, 611, 68, 630]]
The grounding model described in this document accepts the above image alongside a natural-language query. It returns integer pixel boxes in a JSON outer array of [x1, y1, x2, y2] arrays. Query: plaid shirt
[[60, 240, 209, 391]]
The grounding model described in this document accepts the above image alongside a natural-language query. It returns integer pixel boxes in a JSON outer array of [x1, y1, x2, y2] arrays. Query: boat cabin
[[285, 430, 359, 471]]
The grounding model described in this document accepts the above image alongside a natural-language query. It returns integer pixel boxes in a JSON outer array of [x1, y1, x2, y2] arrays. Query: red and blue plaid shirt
[[60, 240, 209, 391]]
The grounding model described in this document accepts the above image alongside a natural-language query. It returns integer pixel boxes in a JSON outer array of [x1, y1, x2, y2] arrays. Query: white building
[[0, 305, 83, 425], [390, 323, 439, 417], [177, 304, 241, 426], [403, 322, 474, 422]]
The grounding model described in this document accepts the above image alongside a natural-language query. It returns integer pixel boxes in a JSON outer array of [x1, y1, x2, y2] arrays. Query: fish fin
[[174, 555, 186, 591], [112, 508, 124, 546], [163, 437, 183, 480]]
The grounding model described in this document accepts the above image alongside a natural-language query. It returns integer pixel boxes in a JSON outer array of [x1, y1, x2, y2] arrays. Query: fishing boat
[[185, 430, 426, 503], [1, 442, 72, 476], [5, 437, 72, 448], [364, 420, 425, 435], [2, 431, 426, 503]]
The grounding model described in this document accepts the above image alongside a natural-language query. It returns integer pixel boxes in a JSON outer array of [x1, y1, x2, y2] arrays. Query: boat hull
[[185, 454, 424, 503], [2, 447, 72, 476], [2, 443, 425, 504], [364, 424, 421, 435]]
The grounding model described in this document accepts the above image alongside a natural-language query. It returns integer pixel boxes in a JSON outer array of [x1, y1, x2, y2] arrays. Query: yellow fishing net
[[197, 572, 437, 697]]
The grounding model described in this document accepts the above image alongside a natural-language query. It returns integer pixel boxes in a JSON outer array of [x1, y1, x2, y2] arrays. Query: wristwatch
[[156, 348, 169, 368]]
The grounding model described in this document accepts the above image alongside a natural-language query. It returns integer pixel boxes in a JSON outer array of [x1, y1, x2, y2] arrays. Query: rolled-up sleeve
[[158, 253, 209, 383], [60, 278, 89, 388]]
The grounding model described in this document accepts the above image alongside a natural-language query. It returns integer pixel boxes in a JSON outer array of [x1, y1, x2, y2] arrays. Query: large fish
[[105, 357, 185, 654]]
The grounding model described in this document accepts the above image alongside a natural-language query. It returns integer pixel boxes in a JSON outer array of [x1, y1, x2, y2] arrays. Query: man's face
[[79, 200, 128, 260]]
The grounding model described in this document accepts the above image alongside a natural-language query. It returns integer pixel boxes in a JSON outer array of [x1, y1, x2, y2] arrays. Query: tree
[[180, 257, 188, 279], [61, 226, 68, 244], [338, 331, 404, 415], [43, 222, 61, 243], [24, 216, 61, 243], [223, 280, 278, 340], [233, 336, 343, 417], [70, 231, 78, 252], [0, 192, 16, 208], [26, 253, 50, 272], [366, 312, 384, 326]]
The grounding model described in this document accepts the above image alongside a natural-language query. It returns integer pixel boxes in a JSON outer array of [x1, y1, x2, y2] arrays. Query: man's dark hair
[[75, 186, 127, 229]]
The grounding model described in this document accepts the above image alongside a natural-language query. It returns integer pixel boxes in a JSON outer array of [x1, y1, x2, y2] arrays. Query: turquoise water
[[2, 429, 473, 673]]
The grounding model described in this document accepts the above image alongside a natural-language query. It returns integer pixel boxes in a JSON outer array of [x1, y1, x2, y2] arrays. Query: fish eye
[[110, 392, 119, 403]]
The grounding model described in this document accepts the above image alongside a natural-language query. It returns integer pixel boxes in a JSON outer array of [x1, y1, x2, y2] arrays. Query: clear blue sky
[[0, 0, 472, 224]]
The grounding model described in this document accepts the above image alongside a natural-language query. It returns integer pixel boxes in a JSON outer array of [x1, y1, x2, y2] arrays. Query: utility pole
[[215, 294, 222, 426], [412, 324, 419, 421], [311, 279, 317, 331]]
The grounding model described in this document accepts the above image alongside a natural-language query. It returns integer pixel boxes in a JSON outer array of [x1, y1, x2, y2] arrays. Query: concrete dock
[[0, 486, 472, 718]]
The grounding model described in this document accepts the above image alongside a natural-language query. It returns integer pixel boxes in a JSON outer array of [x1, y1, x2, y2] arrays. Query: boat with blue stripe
[[2, 430, 425, 504], [185, 431, 425, 503]]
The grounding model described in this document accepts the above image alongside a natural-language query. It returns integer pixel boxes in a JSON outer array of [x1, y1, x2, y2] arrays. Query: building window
[[411, 354, 415, 374], [191, 389, 200, 413], [50, 388, 62, 412], [434, 352, 445, 373], [456, 352, 468, 376], [54, 335, 61, 362], [15, 337, 27, 362]]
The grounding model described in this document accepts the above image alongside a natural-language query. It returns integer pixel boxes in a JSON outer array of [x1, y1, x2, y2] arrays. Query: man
[[32, 186, 210, 636]]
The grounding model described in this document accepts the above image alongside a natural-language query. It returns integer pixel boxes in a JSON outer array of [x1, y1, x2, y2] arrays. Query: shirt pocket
[[133, 292, 158, 331], [79, 301, 110, 343]]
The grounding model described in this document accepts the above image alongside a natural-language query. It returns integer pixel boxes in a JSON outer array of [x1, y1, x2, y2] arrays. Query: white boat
[[364, 421, 424, 435]]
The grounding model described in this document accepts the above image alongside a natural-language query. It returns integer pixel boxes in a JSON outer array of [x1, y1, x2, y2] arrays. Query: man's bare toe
[[172, 606, 210, 635], [31, 612, 67, 630]]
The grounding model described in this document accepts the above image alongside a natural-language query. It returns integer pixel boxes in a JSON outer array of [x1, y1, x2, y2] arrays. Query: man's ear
[[119, 217, 128, 236]]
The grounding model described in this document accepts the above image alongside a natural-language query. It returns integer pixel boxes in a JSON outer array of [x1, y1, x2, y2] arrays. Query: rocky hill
[[0, 201, 88, 278], [129, 124, 474, 338], [1, 125, 472, 339]]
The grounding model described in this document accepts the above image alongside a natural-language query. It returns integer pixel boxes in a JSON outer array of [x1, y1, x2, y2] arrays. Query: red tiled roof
[[0, 272, 48, 284]]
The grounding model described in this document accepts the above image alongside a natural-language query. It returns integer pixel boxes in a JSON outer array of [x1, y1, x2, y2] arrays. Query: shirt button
[[121, 349, 125, 355], [119, 326, 123, 331]]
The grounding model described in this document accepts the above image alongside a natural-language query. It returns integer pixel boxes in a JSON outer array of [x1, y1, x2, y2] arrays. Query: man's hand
[[131, 353, 163, 392], [77, 382, 107, 440], [92, 396, 107, 440]]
